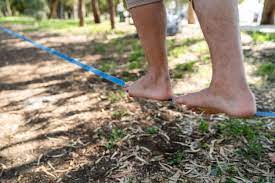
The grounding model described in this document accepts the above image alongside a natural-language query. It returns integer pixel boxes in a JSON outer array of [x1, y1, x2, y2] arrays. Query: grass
[[217, 119, 265, 160], [172, 61, 198, 78], [218, 119, 258, 141], [0, 16, 274, 182], [107, 90, 126, 103], [256, 62, 275, 81], [168, 151, 185, 166], [145, 126, 159, 135], [111, 108, 128, 120], [198, 119, 209, 133], [248, 31, 275, 43], [105, 128, 126, 149], [167, 38, 204, 59], [0, 16, 129, 35], [210, 163, 238, 178]]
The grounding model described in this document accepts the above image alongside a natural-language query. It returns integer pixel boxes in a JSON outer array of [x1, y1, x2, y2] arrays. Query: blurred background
[[0, 0, 274, 31], [0, 0, 274, 182]]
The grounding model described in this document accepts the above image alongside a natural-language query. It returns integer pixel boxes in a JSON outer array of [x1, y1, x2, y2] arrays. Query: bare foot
[[125, 72, 172, 101], [174, 86, 256, 117]]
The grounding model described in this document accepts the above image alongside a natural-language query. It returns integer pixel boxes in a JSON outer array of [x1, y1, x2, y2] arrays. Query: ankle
[[209, 79, 251, 96], [147, 67, 170, 80]]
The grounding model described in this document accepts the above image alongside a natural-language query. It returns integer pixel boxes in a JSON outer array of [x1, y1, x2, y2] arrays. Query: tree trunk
[[188, 1, 196, 24], [73, 0, 78, 19], [49, 0, 58, 19], [261, 0, 275, 25], [5, 0, 12, 16], [91, 0, 101, 23], [108, 0, 115, 29], [78, 0, 85, 27]]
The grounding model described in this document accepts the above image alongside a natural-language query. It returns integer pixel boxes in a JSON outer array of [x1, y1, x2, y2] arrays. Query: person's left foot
[[125, 71, 172, 101], [174, 86, 256, 117]]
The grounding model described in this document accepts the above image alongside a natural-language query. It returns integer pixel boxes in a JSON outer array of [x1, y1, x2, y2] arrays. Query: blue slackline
[[0, 26, 274, 118], [0, 26, 125, 87]]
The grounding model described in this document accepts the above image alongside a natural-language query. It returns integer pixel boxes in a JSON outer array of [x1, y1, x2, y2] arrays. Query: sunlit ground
[[0, 17, 274, 182]]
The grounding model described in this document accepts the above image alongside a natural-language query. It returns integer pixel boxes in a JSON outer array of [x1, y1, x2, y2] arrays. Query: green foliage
[[145, 126, 159, 135], [198, 119, 209, 133], [249, 31, 275, 43], [111, 109, 128, 120], [256, 62, 275, 81], [167, 38, 204, 59], [218, 119, 258, 141], [107, 90, 126, 103], [129, 49, 144, 62], [94, 43, 106, 54], [12, 0, 49, 20], [172, 62, 198, 78], [201, 54, 210, 62], [218, 119, 264, 160], [168, 151, 185, 165], [105, 128, 126, 149], [237, 140, 264, 160], [120, 71, 139, 82], [98, 61, 116, 72], [128, 49, 144, 70], [210, 163, 238, 177], [224, 178, 237, 183]]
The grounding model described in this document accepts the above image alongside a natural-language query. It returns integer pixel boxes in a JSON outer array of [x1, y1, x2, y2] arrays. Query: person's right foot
[[125, 71, 172, 101], [174, 85, 256, 117]]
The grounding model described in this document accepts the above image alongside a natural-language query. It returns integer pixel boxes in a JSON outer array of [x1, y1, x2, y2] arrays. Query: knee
[[126, 0, 163, 10]]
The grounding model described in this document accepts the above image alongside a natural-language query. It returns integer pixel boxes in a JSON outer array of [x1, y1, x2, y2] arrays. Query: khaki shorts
[[126, 0, 162, 9]]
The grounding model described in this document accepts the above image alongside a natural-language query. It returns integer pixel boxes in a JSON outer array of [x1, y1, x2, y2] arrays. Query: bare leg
[[125, 2, 172, 101], [175, 0, 256, 117]]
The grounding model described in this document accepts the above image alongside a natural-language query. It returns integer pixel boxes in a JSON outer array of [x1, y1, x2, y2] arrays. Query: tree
[[5, 0, 12, 16], [261, 0, 275, 25], [91, 0, 101, 23], [108, 0, 115, 29], [23, 0, 50, 20], [78, 0, 84, 26], [49, 0, 58, 18]]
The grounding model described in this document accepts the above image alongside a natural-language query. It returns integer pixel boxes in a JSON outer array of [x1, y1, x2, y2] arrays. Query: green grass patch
[[172, 62, 198, 78], [128, 48, 145, 70], [105, 128, 126, 149], [218, 119, 258, 141], [210, 163, 238, 177], [129, 49, 144, 62], [167, 38, 203, 60], [0, 16, 119, 35], [120, 71, 139, 82], [0, 16, 35, 25], [111, 108, 128, 120], [248, 31, 275, 43], [236, 140, 264, 160], [145, 126, 159, 135], [168, 151, 185, 166], [98, 61, 117, 73], [107, 90, 126, 103], [201, 54, 211, 62], [190, 41, 208, 53], [198, 119, 209, 133], [93, 43, 106, 54], [217, 119, 265, 160], [256, 62, 275, 81]]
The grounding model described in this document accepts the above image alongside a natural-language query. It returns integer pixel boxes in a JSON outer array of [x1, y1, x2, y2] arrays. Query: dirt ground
[[0, 24, 274, 183]]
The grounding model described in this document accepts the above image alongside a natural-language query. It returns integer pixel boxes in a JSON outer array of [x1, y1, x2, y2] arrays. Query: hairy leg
[[175, 0, 256, 117], [125, 2, 172, 101]]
